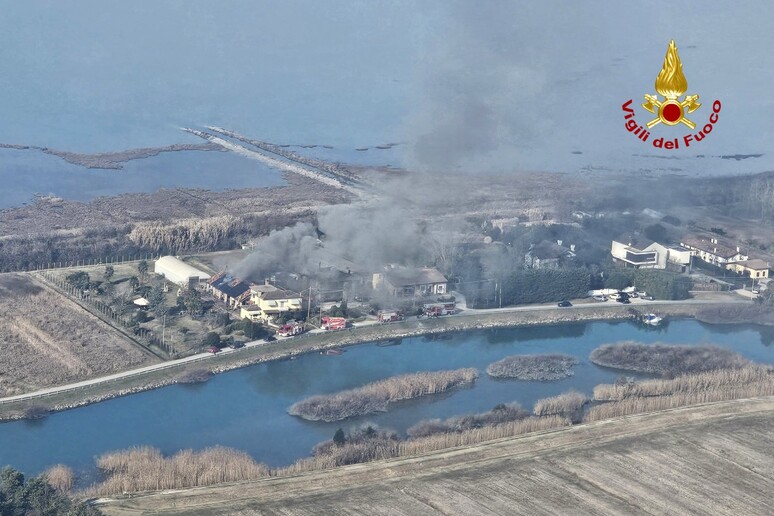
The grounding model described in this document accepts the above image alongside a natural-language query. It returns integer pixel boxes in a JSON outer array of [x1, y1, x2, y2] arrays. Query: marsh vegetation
[[486, 354, 578, 380]]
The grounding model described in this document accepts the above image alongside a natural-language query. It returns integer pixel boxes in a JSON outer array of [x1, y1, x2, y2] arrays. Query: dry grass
[[0, 274, 154, 396], [288, 368, 479, 422], [278, 415, 570, 475], [486, 354, 578, 380], [585, 366, 774, 422], [84, 446, 270, 496], [589, 341, 750, 375]]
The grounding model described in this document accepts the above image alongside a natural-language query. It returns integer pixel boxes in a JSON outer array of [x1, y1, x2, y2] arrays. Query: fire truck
[[277, 321, 305, 337], [423, 302, 457, 317], [321, 316, 347, 331], [377, 310, 404, 324]]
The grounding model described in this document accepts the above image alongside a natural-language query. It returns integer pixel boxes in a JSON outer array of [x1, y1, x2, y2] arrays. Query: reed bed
[[589, 342, 750, 375], [43, 464, 75, 492], [486, 354, 578, 380], [84, 446, 270, 496], [585, 366, 774, 422], [288, 368, 479, 422], [592, 366, 774, 401], [584, 384, 774, 422], [407, 402, 528, 438], [533, 390, 589, 421]]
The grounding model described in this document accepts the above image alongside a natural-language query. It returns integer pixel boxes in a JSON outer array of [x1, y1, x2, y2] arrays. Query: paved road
[[0, 295, 749, 405]]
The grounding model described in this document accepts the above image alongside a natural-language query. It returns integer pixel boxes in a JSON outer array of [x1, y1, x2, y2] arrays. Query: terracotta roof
[[730, 259, 770, 270], [681, 237, 740, 259]]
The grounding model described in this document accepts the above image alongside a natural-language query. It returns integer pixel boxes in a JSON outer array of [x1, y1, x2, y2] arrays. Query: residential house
[[239, 304, 263, 322], [680, 236, 748, 267], [726, 259, 770, 279], [207, 272, 251, 309], [248, 280, 303, 324], [525, 240, 576, 269], [372, 267, 448, 297], [611, 239, 692, 270]]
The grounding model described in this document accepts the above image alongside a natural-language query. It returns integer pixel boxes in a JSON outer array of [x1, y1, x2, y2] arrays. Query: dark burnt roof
[[209, 272, 251, 299]]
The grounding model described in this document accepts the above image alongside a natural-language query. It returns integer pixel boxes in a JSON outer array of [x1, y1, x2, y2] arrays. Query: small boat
[[642, 313, 663, 326], [323, 348, 344, 356]]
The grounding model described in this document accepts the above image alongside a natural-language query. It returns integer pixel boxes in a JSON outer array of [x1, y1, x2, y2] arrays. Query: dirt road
[[99, 396, 774, 515]]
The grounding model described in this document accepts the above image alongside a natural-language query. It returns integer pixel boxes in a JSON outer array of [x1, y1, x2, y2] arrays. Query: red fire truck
[[423, 302, 457, 317], [377, 310, 404, 324], [277, 321, 305, 337], [321, 316, 347, 331]]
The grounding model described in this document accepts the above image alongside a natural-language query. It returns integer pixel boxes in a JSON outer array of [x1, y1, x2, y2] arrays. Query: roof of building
[[384, 267, 448, 287], [132, 297, 149, 307], [154, 256, 211, 283], [208, 272, 251, 299], [730, 258, 771, 270], [528, 240, 573, 261], [261, 289, 301, 301], [681, 236, 741, 259], [240, 304, 262, 312]]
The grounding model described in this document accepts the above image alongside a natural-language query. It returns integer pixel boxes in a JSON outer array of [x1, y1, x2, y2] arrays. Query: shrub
[[589, 342, 750, 376], [533, 390, 589, 422], [486, 354, 579, 380], [201, 332, 221, 348], [407, 402, 528, 438]]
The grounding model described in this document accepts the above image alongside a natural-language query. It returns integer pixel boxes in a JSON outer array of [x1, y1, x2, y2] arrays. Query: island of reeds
[[288, 368, 479, 422]]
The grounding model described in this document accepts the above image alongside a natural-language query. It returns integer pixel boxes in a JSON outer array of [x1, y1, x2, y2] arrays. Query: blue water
[[0, 148, 286, 209], [1, 319, 773, 480]]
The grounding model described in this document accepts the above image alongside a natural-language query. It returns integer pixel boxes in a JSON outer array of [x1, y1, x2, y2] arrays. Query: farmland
[[100, 396, 774, 515], [0, 274, 157, 396]]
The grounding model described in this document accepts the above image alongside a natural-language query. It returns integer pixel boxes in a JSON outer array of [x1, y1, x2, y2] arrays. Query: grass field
[[0, 274, 158, 396], [99, 396, 774, 515]]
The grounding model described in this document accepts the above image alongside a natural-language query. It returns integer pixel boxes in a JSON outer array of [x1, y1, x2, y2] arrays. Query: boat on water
[[642, 313, 663, 326], [322, 348, 344, 355]]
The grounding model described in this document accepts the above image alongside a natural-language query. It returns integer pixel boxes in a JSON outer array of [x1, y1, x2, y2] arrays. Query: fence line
[[1, 254, 162, 274]]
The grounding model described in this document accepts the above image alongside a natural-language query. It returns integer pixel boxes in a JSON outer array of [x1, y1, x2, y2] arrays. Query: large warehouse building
[[154, 256, 211, 287]]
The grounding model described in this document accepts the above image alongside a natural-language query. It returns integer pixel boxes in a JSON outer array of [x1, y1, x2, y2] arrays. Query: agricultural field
[[0, 274, 157, 396], [101, 396, 774, 515]]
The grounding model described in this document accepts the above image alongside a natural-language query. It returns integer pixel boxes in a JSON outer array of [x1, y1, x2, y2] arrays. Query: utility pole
[[162, 315, 166, 347], [306, 284, 312, 322]]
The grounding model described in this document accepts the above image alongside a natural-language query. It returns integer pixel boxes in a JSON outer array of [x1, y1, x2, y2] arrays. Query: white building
[[611, 240, 692, 270], [154, 256, 211, 287]]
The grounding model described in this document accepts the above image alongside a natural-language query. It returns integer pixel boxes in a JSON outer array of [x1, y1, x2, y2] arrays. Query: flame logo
[[642, 40, 700, 129], [655, 40, 688, 100]]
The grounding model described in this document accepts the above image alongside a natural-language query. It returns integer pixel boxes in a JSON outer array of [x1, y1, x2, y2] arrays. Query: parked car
[[229, 341, 245, 349], [557, 300, 572, 307], [641, 295, 655, 301], [265, 335, 277, 342], [609, 292, 621, 301], [592, 295, 608, 302], [616, 293, 630, 304], [752, 288, 761, 295], [208, 346, 221, 354]]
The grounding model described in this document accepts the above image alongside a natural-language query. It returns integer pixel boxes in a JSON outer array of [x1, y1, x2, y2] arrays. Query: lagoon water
[[0, 148, 286, 210], [1, 319, 773, 481]]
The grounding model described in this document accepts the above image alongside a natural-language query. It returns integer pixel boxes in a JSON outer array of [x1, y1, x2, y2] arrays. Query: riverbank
[[0, 301, 742, 421]]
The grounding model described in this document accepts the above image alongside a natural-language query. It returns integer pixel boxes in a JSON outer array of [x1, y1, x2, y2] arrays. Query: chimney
[[264, 278, 270, 286], [557, 240, 563, 247], [736, 246, 740, 253], [570, 244, 576, 252]]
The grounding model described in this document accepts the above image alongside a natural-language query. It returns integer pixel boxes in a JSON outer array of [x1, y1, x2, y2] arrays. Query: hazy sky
[[1, 1, 772, 174]]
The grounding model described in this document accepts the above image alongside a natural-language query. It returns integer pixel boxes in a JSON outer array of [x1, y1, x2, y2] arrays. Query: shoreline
[[0, 301, 749, 421]]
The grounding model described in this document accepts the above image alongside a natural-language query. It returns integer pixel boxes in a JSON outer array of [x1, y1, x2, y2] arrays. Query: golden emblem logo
[[642, 40, 700, 129], [621, 39, 721, 150]]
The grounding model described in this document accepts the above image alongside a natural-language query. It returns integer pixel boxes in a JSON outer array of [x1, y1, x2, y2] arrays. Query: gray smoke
[[234, 173, 462, 282]]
